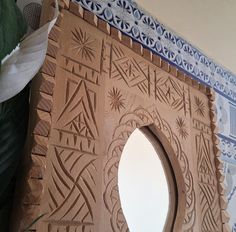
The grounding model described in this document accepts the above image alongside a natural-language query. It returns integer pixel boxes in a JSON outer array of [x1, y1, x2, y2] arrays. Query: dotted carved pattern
[[103, 107, 196, 231]]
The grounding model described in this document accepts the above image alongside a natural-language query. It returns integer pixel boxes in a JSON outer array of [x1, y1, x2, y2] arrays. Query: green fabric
[[0, 86, 29, 231], [0, 0, 27, 62]]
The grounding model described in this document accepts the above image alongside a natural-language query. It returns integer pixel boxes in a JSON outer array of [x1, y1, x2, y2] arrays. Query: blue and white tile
[[216, 94, 230, 135], [224, 163, 236, 229]]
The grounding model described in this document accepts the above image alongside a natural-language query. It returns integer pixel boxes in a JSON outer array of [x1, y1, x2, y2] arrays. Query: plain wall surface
[[135, 0, 236, 74]]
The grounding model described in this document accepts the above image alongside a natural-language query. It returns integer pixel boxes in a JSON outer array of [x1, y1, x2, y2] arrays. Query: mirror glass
[[118, 129, 169, 232]]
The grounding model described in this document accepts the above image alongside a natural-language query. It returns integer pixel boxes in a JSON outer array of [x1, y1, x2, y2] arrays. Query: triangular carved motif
[[197, 132, 214, 176], [113, 57, 148, 87], [56, 80, 98, 139]]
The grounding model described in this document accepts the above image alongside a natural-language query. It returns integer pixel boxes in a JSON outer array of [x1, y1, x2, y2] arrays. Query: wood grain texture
[[11, 4, 229, 232]]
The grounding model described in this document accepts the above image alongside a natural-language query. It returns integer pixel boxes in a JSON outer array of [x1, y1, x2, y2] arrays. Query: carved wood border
[[11, 1, 230, 231]]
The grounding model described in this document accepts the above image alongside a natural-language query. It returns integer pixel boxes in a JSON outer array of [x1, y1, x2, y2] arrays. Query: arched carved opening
[[118, 128, 177, 232], [144, 125, 186, 231], [103, 108, 192, 232]]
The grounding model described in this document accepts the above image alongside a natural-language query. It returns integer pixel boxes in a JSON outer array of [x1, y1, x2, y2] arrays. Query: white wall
[[135, 0, 236, 74]]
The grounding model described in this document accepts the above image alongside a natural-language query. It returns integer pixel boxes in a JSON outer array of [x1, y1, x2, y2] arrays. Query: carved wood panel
[[13, 3, 229, 232]]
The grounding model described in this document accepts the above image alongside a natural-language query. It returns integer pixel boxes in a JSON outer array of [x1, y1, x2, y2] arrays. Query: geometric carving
[[192, 118, 211, 135], [14, 6, 226, 232], [113, 56, 148, 87], [108, 87, 125, 112], [196, 133, 214, 176], [71, 27, 96, 62], [111, 45, 150, 96], [48, 146, 97, 224], [56, 80, 98, 139], [62, 10, 103, 73], [61, 56, 100, 85], [194, 96, 205, 117], [104, 108, 196, 232], [155, 74, 190, 115], [196, 132, 221, 232], [45, 75, 99, 230], [42, 41, 102, 229], [176, 116, 189, 139], [43, 67, 100, 232], [43, 20, 101, 230]]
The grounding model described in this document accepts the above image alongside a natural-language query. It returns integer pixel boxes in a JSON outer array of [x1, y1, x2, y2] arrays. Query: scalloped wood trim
[[10, 4, 64, 231], [208, 89, 230, 229]]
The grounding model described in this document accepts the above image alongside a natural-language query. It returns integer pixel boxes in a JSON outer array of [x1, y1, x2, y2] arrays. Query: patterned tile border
[[216, 90, 236, 164], [228, 186, 236, 202], [73, 0, 236, 103], [220, 135, 236, 164], [233, 223, 236, 232]]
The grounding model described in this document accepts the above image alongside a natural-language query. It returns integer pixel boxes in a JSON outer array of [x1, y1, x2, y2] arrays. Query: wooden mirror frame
[[11, 1, 230, 232]]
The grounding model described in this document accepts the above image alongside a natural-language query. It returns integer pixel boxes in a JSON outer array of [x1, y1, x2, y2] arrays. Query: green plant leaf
[[0, 86, 29, 231], [0, 0, 27, 62]]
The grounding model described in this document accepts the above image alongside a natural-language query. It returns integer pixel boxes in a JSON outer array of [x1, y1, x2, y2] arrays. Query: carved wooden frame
[[11, 1, 230, 232]]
